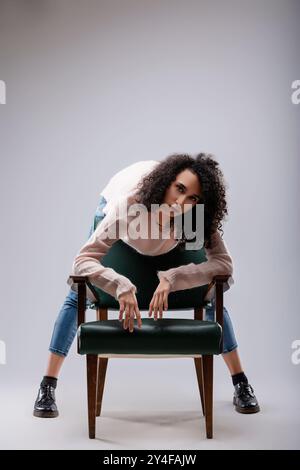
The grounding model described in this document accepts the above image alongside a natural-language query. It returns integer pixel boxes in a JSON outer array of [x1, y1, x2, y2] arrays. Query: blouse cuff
[[116, 282, 138, 300], [156, 269, 177, 291]]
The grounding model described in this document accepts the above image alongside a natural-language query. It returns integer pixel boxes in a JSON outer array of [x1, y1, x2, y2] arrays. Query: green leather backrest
[[87, 239, 210, 310]]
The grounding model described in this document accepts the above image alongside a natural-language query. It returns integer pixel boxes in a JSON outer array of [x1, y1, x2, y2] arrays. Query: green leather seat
[[78, 239, 222, 357], [79, 318, 222, 356]]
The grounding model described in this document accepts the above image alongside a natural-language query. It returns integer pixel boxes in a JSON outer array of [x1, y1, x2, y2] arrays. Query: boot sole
[[233, 397, 260, 414], [33, 410, 59, 418]]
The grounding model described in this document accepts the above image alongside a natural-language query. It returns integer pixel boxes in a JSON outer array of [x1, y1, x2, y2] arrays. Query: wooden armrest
[[68, 275, 90, 283], [213, 274, 231, 282]]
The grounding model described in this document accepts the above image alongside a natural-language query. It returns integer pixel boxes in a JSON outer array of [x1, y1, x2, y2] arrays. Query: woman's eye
[[177, 185, 184, 192]]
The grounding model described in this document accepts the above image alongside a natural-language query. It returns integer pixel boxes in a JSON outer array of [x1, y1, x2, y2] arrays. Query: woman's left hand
[[148, 278, 171, 320]]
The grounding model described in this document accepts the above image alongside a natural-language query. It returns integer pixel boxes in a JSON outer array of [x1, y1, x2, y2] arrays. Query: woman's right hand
[[118, 290, 142, 333]]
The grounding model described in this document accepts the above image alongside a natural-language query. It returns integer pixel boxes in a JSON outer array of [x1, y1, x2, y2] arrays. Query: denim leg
[[49, 289, 92, 357], [205, 299, 238, 354], [87, 196, 108, 238], [49, 195, 108, 358]]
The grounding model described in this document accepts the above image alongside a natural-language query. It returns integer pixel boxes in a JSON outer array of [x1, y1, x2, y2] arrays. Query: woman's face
[[162, 169, 202, 216]]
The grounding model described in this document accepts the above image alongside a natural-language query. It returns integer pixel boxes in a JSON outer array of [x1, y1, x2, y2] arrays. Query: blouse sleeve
[[156, 230, 234, 296], [66, 202, 137, 301]]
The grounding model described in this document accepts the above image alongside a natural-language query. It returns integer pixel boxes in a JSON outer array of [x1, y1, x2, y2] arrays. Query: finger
[[153, 294, 159, 321], [123, 304, 130, 330], [148, 298, 154, 317], [129, 303, 135, 333], [158, 292, 164, 319], [135, 303, 142, 328], [119, 300, 125, 321], [163, 291, 168, 311], [126, 304, 133, 331]]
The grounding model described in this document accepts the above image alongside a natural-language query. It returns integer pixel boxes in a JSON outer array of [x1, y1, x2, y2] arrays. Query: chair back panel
[[88, 240, 210, 309]]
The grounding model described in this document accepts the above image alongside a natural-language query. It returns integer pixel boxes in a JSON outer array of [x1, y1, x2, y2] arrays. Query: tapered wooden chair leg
[[86, 354, 98, 439], [202, 355, 213, 439], [96, 357, 108, 416], [193, 307, 205, 416], [95, 307, 108, 417], [194, 356, 205, 416]]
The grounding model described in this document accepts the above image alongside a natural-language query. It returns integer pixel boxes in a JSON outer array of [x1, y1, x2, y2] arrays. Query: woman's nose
[[176, 196, 186, 206]]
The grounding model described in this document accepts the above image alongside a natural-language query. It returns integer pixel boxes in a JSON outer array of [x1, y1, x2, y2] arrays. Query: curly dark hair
[[134, 153, 228, 249]]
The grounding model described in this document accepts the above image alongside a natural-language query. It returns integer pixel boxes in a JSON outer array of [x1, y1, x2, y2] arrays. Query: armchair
[[70, 239, 229, 439]]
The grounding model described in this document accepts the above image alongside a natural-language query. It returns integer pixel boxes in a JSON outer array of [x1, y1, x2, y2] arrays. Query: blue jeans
[[49, 195, 238, 356], [205, 299, 238, 354]]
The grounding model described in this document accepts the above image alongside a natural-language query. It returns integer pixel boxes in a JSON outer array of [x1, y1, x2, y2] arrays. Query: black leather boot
[[233, 381, 260, 414], [33, 384, 59, 418]]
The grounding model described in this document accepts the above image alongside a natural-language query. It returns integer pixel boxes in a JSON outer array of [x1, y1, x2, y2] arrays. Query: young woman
[[33, 153, 260, 418]]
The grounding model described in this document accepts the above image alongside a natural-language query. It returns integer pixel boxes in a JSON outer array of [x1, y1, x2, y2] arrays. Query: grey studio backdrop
[[0, 0, 299, 448]]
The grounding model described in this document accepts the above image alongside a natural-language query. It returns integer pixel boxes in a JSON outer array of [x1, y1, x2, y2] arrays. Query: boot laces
[[40, 384, 55, 405], [239, 382, 254, 398]]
